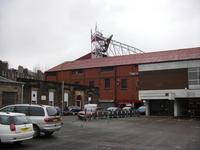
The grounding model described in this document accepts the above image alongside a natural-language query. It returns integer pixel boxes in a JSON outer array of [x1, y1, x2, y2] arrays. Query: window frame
[[104, 78, 110, 89], [121, 78, 128, 90], [15, 106, 29, 116], [29, 106, 45, 116], [188, 67, 200, 89], [72, 69, 83, 75], [101, 67, 113, 72]]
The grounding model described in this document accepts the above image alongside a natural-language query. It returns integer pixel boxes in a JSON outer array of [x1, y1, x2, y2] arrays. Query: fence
[[82, 109, 141, 121]]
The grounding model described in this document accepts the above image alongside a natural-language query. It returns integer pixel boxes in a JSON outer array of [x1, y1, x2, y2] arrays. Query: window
[[0, 106, 15, 112], [46, 107, 58, 116], [89, 81, 94, 87], [29, 107, 45, 116], [31, 90, 37, 103], [121, 79, 127, 89], [0, 115, 10, 125], [64, 93, 69, 107], [104, 78, 110, 89], [101, 67, 113, 72], [15, 106, 29, 115], [72, 69, 83, 74], [188, 67, 200, 88], [49, 91, 54, 102], [12, 116, 30, 125]]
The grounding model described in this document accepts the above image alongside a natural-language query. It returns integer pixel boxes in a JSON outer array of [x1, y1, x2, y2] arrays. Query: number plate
[[20, 127, 29, 132]]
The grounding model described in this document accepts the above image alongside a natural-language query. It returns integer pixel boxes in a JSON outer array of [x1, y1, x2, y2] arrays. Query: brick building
[[45, 55, 140, 107], [45, 47, 200, 117]]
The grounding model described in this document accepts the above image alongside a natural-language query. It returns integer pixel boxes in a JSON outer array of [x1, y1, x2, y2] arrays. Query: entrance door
[[150, 100, 174, 116]]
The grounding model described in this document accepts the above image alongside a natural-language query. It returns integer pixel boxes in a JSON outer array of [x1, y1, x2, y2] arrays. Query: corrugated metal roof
[[46, 47, 200, 72]]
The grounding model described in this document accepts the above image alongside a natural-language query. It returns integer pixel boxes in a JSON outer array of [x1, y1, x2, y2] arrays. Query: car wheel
[[44, 132, 54, 136], [33, 125, 40, 138]]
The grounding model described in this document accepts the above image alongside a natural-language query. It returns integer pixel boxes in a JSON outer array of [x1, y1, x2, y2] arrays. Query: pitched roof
[[76, 53, 92, 60], [46, 47, 200, 72], [0, 76, 22, 84]]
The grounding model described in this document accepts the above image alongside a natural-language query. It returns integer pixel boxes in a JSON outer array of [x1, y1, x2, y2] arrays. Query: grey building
[[139, 48, 200, 117], [17, 78, 99, 109], [0, 76, 23, 108]]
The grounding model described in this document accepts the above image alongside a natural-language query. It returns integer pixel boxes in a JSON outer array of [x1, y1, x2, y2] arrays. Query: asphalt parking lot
[[1, 116, 200, 150]]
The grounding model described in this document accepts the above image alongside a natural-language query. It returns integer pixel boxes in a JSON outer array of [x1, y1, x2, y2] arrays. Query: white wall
[[139, 60, 200, 72]]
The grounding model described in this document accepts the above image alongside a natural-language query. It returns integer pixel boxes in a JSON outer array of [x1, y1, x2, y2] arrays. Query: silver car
[[0, 104, 63, 138]]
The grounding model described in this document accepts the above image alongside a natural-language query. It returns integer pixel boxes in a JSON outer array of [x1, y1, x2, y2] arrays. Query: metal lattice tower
[[91, 27, 144, 58]]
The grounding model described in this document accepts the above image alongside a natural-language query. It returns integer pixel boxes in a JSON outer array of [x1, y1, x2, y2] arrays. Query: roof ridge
[[46, 47, 200, 72]]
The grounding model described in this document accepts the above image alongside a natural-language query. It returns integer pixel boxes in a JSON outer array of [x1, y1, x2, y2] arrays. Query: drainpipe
[[61, 81, 64, 112], [21, 84, 24, 104], [114, 67, 117, 106]]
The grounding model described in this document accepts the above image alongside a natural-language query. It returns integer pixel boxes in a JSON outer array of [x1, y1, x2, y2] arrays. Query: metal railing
[[82, 109, 141, 121]]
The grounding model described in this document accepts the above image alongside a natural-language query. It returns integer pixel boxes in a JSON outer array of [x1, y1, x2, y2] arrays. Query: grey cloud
[[0, 0, 200, 71]]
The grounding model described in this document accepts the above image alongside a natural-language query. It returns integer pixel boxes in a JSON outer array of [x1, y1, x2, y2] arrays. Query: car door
[[29, 106, 45, 127]]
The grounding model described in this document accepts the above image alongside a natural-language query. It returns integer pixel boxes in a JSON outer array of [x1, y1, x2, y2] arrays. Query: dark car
[[63, 106, 81, 115]]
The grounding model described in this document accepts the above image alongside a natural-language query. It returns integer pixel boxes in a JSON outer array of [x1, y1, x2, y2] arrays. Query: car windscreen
[[11, 115, 30, 125], [85, 107, 96, 112], [46, 107, 59, 116]]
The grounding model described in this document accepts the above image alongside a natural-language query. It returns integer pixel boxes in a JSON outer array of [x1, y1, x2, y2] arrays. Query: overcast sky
[[0, 0, 200, 71]]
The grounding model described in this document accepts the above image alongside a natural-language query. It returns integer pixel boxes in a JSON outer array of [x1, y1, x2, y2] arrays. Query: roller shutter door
[[2, 92, 17, 106]]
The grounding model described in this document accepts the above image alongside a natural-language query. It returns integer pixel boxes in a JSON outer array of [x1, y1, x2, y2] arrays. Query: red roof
[[46, 47, 200, 72], [75, 53, 92, 60]]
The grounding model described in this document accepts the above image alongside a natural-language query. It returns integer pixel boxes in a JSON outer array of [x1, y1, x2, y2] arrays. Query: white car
[[0, 112, 34, 144], [0, 104, 63, 138]]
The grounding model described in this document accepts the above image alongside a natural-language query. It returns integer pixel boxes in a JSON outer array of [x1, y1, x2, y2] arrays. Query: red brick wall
[[45, 64, 139, 104], [115, 65, 138, 103]]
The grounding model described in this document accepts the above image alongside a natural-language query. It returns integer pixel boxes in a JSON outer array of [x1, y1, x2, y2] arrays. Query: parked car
[[63, 106, 81, 115], [137, 106, 146, 115], [0, 104, 63, 138], [77, 104, 102, 120], [0, 112, 34, 144], [122, 106, 132, 111], [107, 107, 119, 111], [107, 107, 121, 118]]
